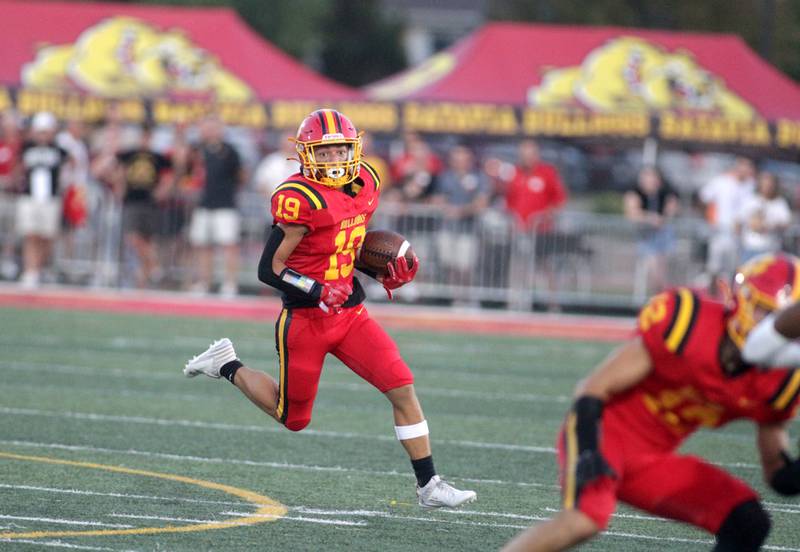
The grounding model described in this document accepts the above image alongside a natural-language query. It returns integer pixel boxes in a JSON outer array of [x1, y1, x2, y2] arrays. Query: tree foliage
[[488, 0, 800, 81]]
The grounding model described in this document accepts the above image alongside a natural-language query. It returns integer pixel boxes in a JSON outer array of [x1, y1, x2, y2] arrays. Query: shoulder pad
[[360, 161, 381, 191], [638, 288, 701, 356], [272, 180, 327, 210]]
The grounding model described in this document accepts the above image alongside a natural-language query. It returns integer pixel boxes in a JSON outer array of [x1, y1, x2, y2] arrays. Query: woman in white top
[[740, 171, 792, 261]]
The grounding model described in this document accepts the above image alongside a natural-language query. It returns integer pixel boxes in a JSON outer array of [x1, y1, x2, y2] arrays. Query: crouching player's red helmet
[[728, 252, 800, 347], [293, 109, 362, 188]]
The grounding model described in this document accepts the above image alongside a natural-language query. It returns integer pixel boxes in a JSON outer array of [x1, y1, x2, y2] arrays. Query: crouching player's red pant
[[274, 305, 414, 431], [556, 408, 759, 533]]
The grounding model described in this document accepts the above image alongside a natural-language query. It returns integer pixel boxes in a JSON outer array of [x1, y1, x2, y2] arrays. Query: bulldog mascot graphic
[[529, 36, 754, 119], [22, 16, 253, 101]]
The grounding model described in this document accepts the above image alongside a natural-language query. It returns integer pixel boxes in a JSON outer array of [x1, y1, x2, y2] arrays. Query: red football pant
[[274, 305, 414, 431], [556, 410, 759, 533]]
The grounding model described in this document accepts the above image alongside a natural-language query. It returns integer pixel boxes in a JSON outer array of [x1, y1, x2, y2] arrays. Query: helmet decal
[[728, 253, 800, 347], [292, 109, 362, 188]]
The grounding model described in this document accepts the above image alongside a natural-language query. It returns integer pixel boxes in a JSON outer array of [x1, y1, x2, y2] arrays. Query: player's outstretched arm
[[575, 337, 653, 401], [568, 338, 653, 494], [743, 301, 800, 367], [758, 422, 800, 496]]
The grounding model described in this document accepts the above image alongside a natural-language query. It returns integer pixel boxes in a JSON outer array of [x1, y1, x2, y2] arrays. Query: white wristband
[[394, 420, 429, 441], [742, 313, 791, 365]]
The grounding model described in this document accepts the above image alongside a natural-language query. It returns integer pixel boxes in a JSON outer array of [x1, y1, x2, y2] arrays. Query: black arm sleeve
[[573, 396, 604, 453], [770, 451, 800, 496], [258, 225, 321, 301]]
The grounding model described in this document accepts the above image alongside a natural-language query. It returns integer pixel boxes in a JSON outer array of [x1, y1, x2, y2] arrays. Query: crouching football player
[[184, 109, 476, 509], [503, 253, 800, 552]]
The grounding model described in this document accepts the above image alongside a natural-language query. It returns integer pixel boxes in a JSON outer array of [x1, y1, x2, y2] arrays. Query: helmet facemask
[[294, 134, 362, 188]]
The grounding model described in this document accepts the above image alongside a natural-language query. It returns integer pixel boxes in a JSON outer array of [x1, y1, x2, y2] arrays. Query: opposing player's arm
[[565, 338, 653, 493], [575, 337, 653, 401], [758, 422, 800, 495], [743, 301, 800, 367]]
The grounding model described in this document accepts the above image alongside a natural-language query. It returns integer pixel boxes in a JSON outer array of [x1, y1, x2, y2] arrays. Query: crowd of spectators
[[0, 108, 797, 308]]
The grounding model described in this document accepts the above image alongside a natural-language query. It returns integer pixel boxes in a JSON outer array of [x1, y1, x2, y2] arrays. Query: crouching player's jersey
[[270, 162, 382, 308], [608, 287, 800, 451]]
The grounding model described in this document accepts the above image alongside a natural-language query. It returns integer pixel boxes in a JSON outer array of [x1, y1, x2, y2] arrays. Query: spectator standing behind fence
[[624, 166, 679, 300], [430, 144, 490, 296], [188, 116, 244, 298], [499, 139, 568, 231], [739, 171, 791, 262], [0, 110, 22, 280], [56, 118, 90, 273], [252, 130, 297, 202], [699, 156, 755, 285], [386, 131, 442, 203], [16, 112, 71, 288], [112, 123, 172, 289], [488, 139, 568, 311]]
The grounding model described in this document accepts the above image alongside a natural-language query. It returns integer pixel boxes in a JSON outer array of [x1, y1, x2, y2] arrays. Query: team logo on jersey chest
[[340, 213, 367, 230]]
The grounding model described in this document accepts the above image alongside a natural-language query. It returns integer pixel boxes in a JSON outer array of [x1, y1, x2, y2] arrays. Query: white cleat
[[416, 475, 477, 509], [183, 338, 238, 379]]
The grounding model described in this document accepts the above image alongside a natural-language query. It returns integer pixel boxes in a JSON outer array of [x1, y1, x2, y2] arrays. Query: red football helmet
[[728, 252, 800, 347], [292, 109, 362, 188]]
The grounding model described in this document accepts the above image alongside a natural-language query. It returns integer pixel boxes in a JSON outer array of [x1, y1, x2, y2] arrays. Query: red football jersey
[[606, 287, 800, 451], [270, 161, 382, 307], [505, 162, 567, 231]]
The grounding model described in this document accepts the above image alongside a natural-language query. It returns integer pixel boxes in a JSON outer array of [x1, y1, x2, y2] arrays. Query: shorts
[[16, 196, 61, 238], [274, 305, 414, 431], [123, 202, 158, 239], [189, 208, 240, 246], [556, 410, 758, 533]]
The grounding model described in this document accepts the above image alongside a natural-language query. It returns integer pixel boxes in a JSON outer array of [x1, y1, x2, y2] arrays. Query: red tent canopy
[[0, 0, 359, 102], [367, 22, 800, 122]]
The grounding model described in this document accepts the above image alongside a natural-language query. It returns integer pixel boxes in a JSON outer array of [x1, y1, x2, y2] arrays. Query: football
[[356, 230, 415, 276]]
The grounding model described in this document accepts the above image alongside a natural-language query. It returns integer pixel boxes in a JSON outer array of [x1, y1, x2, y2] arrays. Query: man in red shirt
[[183, 109, 476, 509], [503, 253, 800, 552], [504, 140, 568, 232], [490, 140, 569, 310]]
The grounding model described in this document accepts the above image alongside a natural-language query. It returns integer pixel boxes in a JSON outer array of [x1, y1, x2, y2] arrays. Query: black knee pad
[[714, 499, 771, 552]]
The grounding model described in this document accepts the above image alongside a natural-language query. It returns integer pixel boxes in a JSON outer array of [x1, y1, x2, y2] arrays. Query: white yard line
[[0, 515, 133, 528], [0, 539, 137, 551], [110, 512, 366, 527], [0, 438, 559, 490], [0, 484, 248, 507], [0, 406, 557, 455], [0, 360, 572, 404], [108, 513, 221, 524]]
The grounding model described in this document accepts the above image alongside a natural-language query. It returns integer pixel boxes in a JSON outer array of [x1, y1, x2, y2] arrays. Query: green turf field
[[0, 307, 798, 551]]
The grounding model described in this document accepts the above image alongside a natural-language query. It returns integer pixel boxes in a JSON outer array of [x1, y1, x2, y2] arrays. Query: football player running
[[503, 253, 800, 552], [184, 109, 476, 509]]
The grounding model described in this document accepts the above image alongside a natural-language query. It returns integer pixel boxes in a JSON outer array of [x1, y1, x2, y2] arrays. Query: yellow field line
[[0, 451, 286, 539]]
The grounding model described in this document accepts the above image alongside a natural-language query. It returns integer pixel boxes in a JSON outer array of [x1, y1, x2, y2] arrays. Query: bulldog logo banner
[[21, 16, 254, 102], [528, 36, 755, 120]]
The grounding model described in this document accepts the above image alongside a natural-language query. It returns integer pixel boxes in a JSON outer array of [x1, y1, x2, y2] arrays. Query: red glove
[[319, 282, 352, 313], [381, 255, 419, 300]]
